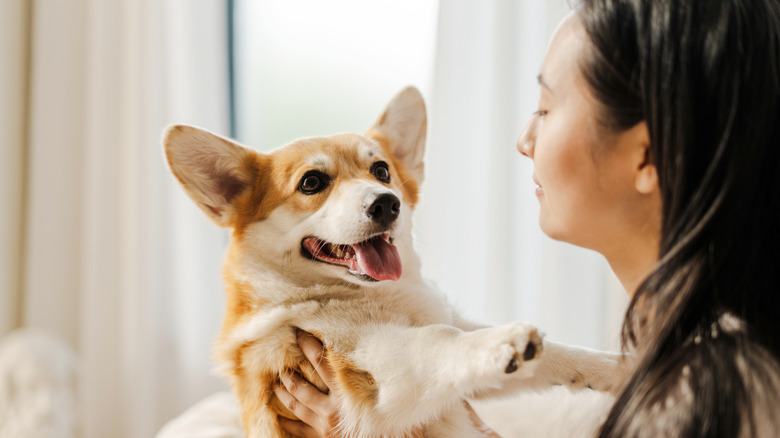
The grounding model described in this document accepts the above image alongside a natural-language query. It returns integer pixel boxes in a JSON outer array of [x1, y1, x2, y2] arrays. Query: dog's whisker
[[312, 239, 328, 258], [393, 176, 414, 191]]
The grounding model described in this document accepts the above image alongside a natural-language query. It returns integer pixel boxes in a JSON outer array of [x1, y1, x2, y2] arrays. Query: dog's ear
[[366, 86, 427, 184], [163, 125, 258, 227]]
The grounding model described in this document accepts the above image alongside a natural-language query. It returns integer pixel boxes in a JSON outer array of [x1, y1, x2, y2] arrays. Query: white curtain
[[418, 0, 627, 349], [0, 0, 28, 336], [1, 0, 232, 436]]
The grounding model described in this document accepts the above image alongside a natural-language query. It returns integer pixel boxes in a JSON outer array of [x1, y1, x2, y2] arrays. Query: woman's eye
[[534, 110, 548, 117], [298, 171, 329, 195], [370, 161, 391, 183]]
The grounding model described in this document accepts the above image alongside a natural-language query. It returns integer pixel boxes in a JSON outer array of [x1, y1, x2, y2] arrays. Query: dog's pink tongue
[[351, 237, 402, 281]]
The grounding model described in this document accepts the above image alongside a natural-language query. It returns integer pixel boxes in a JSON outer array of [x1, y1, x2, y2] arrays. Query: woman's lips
[[533, 175, 544, 196]]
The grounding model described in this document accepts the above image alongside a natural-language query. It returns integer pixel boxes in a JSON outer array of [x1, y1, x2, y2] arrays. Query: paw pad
[[522, 341, 537, 361], [505, 339, 539, 374]]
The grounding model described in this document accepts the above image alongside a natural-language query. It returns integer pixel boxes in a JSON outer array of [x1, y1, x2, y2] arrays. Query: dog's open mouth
[[301, 234, 402, 282]]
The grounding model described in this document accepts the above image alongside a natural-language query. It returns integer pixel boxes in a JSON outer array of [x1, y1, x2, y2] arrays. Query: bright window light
[[233, 0, 439, 150]]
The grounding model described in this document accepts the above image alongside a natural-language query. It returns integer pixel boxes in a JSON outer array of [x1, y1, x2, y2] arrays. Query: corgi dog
[[163, 87, 619, 437]]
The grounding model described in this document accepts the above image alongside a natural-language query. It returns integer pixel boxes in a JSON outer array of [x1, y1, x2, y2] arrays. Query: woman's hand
[[274, 330, 341, 437], [273, 330, 424, 437]]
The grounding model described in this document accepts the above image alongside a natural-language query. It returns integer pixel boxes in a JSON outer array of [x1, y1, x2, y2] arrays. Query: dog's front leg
[[448, 311, 623, 396], [333, 322, 543, 436], [530, 341, 622, 390], [469, 340, 623, 402]]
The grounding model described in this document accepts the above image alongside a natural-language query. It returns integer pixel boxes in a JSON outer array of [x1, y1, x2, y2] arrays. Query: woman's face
[[517, 15, 652, 253]]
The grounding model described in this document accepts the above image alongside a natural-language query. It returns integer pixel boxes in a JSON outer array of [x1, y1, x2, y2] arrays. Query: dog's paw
[[463, 322, 543, 387]]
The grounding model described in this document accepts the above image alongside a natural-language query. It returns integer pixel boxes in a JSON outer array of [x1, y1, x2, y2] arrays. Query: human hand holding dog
[[275, 330, 503, 437], [274, 330, 424, 438], [274, 330, 341, 437]]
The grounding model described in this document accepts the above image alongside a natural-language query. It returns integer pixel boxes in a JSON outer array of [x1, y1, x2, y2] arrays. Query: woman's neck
[[604, 236, 659, 298]]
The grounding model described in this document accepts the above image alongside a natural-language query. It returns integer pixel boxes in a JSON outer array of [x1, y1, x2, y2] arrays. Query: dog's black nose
[[366, 193, 400, 227]]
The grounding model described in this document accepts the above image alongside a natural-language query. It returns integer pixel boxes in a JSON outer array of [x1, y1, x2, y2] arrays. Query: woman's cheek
[[533, 119, 556, 172]]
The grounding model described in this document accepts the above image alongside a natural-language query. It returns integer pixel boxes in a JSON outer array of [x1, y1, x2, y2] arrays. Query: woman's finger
[[280, 370, 335, 421], [297, 330, 337, 388], [278, 416, 320, 438], [273, 381, 322, 431]]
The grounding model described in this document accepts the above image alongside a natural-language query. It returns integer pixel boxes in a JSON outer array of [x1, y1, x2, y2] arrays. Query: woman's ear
[[636, 148, 658, 195], [630, 122, 658, 195]]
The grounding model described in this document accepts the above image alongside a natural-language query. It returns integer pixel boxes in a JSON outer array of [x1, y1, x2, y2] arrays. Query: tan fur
[[330, 352, 380, 409], [366, 131, 420, 206], [220, 271, 265, 332]]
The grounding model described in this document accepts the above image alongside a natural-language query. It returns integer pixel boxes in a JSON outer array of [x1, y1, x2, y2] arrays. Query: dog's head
[[164, 87, 426, 289]]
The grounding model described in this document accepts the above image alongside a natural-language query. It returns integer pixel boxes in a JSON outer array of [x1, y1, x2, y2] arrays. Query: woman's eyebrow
[[537, 74, 553, 93]]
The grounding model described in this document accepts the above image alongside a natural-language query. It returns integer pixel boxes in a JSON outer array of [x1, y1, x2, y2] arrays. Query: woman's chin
[[538, 216, 562, 240], [538, 217, 580, 246]]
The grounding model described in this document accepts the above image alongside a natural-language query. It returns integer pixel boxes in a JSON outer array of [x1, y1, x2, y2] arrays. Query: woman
[[275, 0, 780, 436]]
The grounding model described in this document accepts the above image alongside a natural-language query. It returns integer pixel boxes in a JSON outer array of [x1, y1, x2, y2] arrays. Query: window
[[232, 0, 439, 150]]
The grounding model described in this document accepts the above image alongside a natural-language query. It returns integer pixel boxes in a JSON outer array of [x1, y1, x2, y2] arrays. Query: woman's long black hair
[[577, 0, 780, 436]]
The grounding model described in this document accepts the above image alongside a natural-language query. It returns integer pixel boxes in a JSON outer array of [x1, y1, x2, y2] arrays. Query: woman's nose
[[516, 117, 535, 158]]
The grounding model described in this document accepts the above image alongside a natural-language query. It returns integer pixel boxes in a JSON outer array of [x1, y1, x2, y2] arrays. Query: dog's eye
[[298, 171, 330, 195], [370, 161, 391, 183]]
